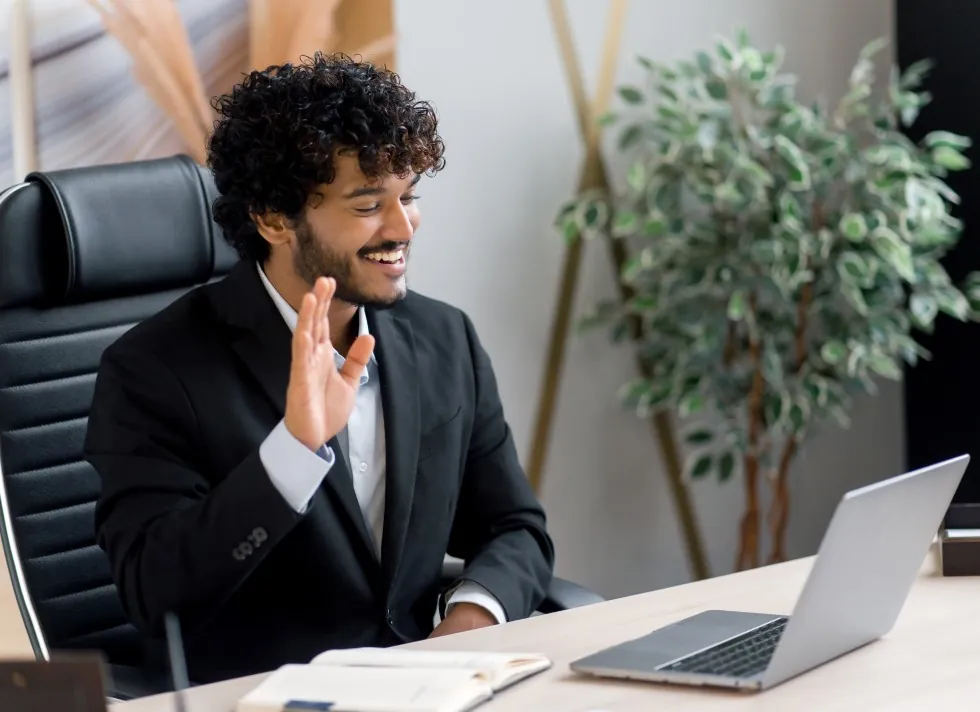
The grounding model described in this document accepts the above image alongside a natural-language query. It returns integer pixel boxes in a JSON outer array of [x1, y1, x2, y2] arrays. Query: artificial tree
[[558, 31, 980, 571]]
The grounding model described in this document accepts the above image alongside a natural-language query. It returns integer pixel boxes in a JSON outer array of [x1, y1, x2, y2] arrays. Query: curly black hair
[[206, 52, 446, 262]]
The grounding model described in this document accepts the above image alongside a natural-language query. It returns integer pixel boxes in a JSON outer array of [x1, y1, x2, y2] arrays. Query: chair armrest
[[440, 559, 604, 614], [537, 576, 605, 614], [106, 663, 176, 701]]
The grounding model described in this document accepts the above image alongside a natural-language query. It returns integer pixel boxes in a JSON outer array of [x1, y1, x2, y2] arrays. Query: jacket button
[[386, 609, 393, 624]]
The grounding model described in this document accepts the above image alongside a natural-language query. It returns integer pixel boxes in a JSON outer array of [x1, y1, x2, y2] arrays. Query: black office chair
[[0, 155, 603, 701]]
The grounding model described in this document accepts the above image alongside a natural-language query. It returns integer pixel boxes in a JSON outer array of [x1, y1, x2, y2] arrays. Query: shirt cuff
[[446, 581, 507, 625], [259, 419, 334, 513]]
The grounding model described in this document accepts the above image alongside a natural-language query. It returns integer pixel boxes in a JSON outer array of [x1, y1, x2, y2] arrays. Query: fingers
[[292, 292, 317, 362], [301, 277, 336, 349], [309, 278, 323, 345], [339, 334, 376, 388]]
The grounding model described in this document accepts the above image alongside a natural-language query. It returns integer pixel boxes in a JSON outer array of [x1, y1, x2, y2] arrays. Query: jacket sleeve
[[85, 343, 315, 636], [445, 313, 556, 620]]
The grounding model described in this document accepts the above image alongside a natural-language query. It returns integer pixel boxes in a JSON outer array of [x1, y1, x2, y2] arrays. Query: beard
[[292, 219, 406, 309]]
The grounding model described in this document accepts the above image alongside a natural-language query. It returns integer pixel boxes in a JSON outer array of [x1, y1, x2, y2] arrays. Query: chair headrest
[[0, 155, 239, 308]]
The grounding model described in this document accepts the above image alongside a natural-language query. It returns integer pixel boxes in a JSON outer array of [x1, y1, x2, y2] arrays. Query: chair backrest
[[0, 155, 238, 666]]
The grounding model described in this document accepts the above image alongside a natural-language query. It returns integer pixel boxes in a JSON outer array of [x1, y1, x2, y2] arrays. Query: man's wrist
[[444, 581, 507, 625], [445, 602, 496, 626]]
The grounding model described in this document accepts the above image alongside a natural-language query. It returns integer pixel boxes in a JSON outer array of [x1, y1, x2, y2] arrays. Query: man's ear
[[251, 211, 293, 247]]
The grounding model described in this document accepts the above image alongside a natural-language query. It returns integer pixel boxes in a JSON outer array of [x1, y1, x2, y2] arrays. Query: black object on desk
[[0, 654, 108, 711], [939, 503, 980, 576]]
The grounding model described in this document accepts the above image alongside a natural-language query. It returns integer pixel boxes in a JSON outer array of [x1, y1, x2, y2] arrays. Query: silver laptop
[[570, 454, 970, 692]]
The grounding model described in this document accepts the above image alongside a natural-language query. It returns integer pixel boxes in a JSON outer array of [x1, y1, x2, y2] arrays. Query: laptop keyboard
[[658, 617, 788, 679]]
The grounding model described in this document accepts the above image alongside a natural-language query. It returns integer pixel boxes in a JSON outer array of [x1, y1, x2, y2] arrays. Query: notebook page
[[237, 664, 492, 712], [311, 649, 552, 690]]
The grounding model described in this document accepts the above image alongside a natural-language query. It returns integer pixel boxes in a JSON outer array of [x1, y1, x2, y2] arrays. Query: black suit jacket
[[84, 259, 554, 683]]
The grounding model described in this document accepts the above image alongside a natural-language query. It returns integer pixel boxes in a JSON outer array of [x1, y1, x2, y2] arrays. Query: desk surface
[[113, 546, 980, 711]]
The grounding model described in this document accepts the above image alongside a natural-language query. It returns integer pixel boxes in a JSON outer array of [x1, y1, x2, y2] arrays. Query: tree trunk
[[736, 450, 761, 570], [767, 437, 797, 564], [736, 304, 765, 571]]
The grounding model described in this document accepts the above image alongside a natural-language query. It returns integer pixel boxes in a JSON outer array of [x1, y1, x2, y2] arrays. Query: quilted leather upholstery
[[0, 155, 237, 697]]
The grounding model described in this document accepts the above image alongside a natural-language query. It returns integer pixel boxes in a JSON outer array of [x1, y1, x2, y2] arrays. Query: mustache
[[358, 241, 410, 255]]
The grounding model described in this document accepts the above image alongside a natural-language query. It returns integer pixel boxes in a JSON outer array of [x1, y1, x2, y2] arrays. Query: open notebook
[[237, 648, 552, 712]]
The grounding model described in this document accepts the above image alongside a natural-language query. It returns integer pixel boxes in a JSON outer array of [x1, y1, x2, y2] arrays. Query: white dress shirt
[[255, 264, 506, 625]]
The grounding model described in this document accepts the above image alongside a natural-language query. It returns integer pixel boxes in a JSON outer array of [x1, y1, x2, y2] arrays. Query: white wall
[[395, 0, 901, 599]]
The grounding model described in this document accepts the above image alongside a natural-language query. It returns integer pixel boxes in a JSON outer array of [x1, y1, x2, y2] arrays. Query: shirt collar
[[256, 263, 375, 382]]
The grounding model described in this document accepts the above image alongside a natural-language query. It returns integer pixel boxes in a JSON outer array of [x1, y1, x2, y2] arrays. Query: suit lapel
[[214, 262, 293, 416], [369, 309, 420, 593], [210, 260, 379, 564]]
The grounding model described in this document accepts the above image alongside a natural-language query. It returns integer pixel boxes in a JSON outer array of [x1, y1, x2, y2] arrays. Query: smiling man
[[83, 53, 554, 684]]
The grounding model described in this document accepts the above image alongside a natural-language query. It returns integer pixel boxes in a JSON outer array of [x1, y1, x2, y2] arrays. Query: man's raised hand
[[284, 277, 375, 451]]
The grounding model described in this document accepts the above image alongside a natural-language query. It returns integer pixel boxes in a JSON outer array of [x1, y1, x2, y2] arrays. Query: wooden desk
[[0, 555, 31, 658], [112, 547, 980, 711]]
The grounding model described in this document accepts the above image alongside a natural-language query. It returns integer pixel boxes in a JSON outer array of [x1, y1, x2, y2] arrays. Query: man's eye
[[401, 194, 420, 204], [355, 204, 380, 214]]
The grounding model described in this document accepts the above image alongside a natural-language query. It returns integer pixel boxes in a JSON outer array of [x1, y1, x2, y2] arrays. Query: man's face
[[290, 153, 421, 308]]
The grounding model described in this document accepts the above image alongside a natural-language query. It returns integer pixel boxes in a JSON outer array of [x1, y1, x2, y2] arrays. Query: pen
[[164, 612, 189, 712]]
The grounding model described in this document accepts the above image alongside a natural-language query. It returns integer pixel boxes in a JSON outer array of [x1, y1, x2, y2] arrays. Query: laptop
[[570, 454, 970, 692]]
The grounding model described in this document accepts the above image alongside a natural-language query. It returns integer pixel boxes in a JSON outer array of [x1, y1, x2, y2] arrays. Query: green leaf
[[803, 373, 830, 407], [910, 293, 939, 329], [870, 227, 915, 282], [657, 83, 679, 102], [818, 227, 835, 259], [643, 215, 668, 236], [777, 191, 803, 231], [762, 342, 784, 387], [859, 36, 888, 60], [598, 112, 618, 127], [727, 290, 747, 321], [618, 124, 643, 150], [743, 47, 767, 81], [837, 251, 869, 284], [900, 58, 933, 89], [774, 135, 811, 190], [936, 287, 970, 320], [839, 213, 868, 241], [685, 452, 713, 480], [912, 223, 958, 249], [842, 283, 869, 315], [612, 210, 639, 237], [716, 37, 737, 64], [618, 377, 648, 404], [924, 130, 971, 151], [627, 294, 657, 312], [788, 400, 807, 433], [750, 239, 782, 263], [618, 86, 644, 104], [705, 78, 727, 100], [561, 219, 579, 243], [678, 391, 706, 418], [610, 319, 631, 343], [637, 55, 656, 71], [718, 451, 736, 482], [696, 51, 713, 75], [868, 353, 903, 379], [685, 428, 714, 445], [621, 257, 644, 284], [932, 145, 971, 171], [765, 391, 790, 426], [577, 299, 619, 331], [736, 28, 751, 48], [627, 162, 646, 192]]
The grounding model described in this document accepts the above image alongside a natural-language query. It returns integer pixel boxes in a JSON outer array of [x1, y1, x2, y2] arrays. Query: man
[[84, 53, 554, 684]]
